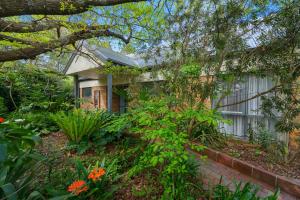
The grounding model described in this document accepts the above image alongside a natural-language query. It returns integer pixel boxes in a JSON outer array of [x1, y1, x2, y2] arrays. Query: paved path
[[194, 154, 298, 200]]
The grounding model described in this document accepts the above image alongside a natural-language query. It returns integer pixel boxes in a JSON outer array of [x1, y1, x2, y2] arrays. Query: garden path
[[192, 153, 298, 200]]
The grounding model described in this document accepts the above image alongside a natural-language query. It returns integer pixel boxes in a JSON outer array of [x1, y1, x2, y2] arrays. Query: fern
[[51, 109, 112, 143]]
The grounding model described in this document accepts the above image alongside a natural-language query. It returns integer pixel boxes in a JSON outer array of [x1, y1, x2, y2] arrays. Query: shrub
[[126, 97, 216, 199], [191, 122, 226, 148], [0, 121, 44, 199], [51, 109, 112, 143], [10, 112, 59, 135], [91, 113, 129, 146]]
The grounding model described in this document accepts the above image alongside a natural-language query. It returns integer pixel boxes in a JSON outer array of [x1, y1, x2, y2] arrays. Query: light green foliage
[[126, 96, 214, 199], [51, 109, 112, 143]]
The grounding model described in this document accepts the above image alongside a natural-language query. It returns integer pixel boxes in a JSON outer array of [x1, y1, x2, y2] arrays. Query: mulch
[[220, 139, 300, 180]]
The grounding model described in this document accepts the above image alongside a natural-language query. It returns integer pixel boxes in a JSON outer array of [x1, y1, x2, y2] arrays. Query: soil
[[115, 174, 163, 200], [38, 132, 162, 199], [38, 131, 68, 155], [219, 139, 300, 180]]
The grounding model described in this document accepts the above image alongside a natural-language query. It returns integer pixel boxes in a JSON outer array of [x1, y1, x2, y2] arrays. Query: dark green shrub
[[51, 109, 112, 143], [191, 122, 226, 148], [0, 64, 73, 114], [10, 112, 59, 134], [0, 122, 44, 199]]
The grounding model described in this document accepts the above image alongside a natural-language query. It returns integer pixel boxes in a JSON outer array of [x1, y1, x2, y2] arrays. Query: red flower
[[67, 180, 88, 195], [88, 167, 106, 182], [0, 117, 4, 123]]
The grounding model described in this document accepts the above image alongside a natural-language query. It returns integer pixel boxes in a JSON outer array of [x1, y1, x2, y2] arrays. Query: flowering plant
[[67, 180, 88, 195], [65, 159, 119, 199], [0, 117, 5, 123], [88, 167, 106, 182]]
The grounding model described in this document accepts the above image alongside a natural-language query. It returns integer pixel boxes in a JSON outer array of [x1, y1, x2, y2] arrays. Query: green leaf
[[48, 194, 73, 200], [1, 183, 18, 200], [0, 166, 9, 185], [26, 191, 46, 200], [0, 144, 7, 162]]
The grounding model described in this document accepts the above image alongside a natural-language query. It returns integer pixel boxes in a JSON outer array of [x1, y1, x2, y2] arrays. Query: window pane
[[82, 87, 92, 98]]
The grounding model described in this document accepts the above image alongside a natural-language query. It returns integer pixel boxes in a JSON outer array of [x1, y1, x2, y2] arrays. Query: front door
[[94, 90, 100, 108]]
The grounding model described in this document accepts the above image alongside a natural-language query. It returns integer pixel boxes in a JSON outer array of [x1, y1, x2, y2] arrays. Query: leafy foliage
[[191, 122, 226, 148], [0, 122, 44, 200], [42, 157, 121, 200], [212, 181, 279, 200], [125, 96, 218, 199], [0, 62, 73, 113], [51, 109, 112, 143]]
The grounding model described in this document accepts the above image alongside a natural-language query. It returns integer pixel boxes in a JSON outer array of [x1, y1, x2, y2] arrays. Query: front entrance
[[94, 90, 100, 108]]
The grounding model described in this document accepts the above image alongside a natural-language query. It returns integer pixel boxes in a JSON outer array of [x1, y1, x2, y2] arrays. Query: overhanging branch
[[0, 0, 146, 17], [0, 28, 132, 62]]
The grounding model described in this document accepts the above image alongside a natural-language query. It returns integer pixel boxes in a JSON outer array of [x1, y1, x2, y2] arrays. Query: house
[[64, 44, 164, 113], [65, 44, 289, 140]]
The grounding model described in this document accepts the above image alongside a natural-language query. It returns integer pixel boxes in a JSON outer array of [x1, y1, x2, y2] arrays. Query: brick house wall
[[80, 86, 120, 112]]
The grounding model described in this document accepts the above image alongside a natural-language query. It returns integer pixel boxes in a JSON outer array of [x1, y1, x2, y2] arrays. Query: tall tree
[[149, 0, 300, 134], [0, 0, 164, 62]]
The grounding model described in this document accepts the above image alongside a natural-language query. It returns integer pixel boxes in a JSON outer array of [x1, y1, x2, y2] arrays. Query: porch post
[[73, 74, 80, 108], [107, 73, 113, 112]]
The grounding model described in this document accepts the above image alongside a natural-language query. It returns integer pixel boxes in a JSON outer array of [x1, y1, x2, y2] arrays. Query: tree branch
[[0, 19, 111, 33], [0, 19, 61, 33], [216, 85, 279, 109], [0, 0, 146, 17], [0, 34, 41, 46], [0, 28, 132, 62]]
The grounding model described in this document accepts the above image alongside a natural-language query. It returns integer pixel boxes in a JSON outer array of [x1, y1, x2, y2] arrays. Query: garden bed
[[219, 139, 300, 180]]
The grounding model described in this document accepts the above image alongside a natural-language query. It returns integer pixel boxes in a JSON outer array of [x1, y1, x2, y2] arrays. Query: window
[[82, 87, 92, 98], [214, 76, 279, 139]]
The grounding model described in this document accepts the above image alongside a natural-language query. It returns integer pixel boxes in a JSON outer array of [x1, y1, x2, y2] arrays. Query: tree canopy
[[0, 0, 164, 62]]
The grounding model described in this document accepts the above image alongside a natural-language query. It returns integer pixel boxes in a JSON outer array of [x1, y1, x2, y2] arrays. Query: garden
[[0, 0, 300, 200]]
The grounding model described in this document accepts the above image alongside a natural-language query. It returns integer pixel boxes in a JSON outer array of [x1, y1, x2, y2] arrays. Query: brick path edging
[[189, 146, 300, 198]]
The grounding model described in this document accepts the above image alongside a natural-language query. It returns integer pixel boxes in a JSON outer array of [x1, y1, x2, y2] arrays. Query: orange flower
[[0, 117, 5, 123], [88, 167, 106, 182], [67, 180, 88, 195]]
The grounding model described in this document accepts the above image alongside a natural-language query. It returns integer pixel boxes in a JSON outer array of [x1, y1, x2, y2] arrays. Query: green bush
[[126, 96, 216, 199], [51, 109, 112, 143], [0, 97, 8, 115], [10, 112, 59, 135], [0, 122, 44, 199], [191, 122, 226, 148]]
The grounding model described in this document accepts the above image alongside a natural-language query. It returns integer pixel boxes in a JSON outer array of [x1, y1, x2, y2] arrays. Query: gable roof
[[85, 44, 139, 67], [64, 43, 140, 74]]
